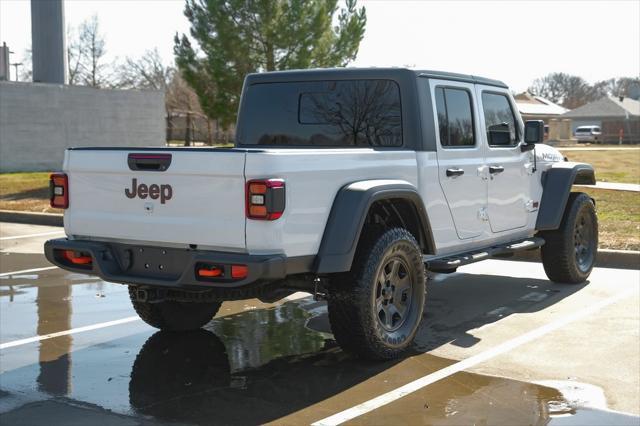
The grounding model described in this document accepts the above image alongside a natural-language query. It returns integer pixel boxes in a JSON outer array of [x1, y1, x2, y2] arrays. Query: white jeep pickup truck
[[45, 68, 598, 360]]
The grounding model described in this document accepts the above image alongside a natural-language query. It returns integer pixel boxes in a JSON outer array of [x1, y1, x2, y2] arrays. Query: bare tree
[[604, 77, 640, 100], [165, 72, 201, 114], [18, 48, 32, 82], [529, 73, 640, 108], [77, 15, 109, 87], [165, 72, 208, 146], [528, 73, 599, 109], [66, 25, 86, 85], [112, 52, 209, 146], [115, 49, 173, 91]]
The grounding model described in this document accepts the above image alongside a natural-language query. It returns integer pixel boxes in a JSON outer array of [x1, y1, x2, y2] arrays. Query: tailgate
[[63, 149, 247, 251]]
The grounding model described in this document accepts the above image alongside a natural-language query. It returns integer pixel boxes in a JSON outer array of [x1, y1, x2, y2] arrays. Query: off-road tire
[[540, 192, 598, 284], [128, 286, 222, 331], [327, 227, 426, 360]]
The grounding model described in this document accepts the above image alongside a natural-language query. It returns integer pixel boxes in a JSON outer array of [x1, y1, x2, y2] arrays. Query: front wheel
[[128, 286, 222, 331], [540, 192, 598, 283], [327, 228, 426, 360]]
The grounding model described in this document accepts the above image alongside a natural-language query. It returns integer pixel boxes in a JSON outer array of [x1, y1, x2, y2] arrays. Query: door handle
[[489, 165, 505, 174], [128, 153, 172, 171], [446, 168, 465, 177]]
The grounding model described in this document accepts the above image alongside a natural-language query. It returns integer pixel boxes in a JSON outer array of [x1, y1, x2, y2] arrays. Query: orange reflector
[[63, 250, 92, 265], [249, 205, 267, 217], [231, 265, 248, 279], [198, 267, 223, 277]]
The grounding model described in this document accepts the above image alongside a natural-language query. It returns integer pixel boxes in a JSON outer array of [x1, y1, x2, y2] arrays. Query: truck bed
[[62, 147, 419, 257]]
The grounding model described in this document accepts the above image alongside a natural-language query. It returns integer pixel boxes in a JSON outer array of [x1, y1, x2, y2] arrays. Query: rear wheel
[[128, 286, 222, 331], [541, 192, 598, 283], [327, 228, 426, 360]]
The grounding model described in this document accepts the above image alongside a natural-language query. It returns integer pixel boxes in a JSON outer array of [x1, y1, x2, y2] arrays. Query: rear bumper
[[44, 238, 309, 290]]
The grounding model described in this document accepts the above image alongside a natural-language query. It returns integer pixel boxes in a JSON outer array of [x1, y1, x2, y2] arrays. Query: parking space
[[0, 222, 638, 425]]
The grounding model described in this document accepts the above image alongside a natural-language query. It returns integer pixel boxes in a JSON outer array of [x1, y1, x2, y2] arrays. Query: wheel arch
[[313, 180, 435, 274], [536, 162, 596, 231]]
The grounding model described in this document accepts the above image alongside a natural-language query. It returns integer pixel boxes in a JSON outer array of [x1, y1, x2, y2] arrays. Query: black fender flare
[[313, 180, 435, 274], [536, 162, 596, 231]]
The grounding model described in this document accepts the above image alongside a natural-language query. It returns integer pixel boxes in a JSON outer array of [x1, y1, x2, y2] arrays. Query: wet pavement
[[0, 222, 639, 425]]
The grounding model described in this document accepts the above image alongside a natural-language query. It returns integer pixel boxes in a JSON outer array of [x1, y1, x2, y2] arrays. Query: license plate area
[[111, 244, 191, 280]]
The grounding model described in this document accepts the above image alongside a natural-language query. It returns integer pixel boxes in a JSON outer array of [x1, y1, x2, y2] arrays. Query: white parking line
[[0, 266, 58, 278], [0, 316, 142, 350], [311, 286, 638, 426], [0, 230, 64, 241]]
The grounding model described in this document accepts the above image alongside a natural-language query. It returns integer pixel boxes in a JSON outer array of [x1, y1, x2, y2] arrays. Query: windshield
[[236, 80, 403, 147]]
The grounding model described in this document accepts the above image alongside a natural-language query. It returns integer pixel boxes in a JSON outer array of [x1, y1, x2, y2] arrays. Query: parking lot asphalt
[[0, 221, 638, 425]]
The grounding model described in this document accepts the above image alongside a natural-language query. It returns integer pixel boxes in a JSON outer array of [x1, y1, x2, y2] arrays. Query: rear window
[[237, 80, 403, 147]]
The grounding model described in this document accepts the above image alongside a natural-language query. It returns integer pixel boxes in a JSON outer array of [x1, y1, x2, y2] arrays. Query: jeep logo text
[[125, 178, 172, 204]]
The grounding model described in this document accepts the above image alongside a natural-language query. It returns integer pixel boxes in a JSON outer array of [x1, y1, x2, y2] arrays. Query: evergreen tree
[[174, 0, 366, 126]]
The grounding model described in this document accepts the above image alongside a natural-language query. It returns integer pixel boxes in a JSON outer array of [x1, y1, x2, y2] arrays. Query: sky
[[1, 0, 639, 92]]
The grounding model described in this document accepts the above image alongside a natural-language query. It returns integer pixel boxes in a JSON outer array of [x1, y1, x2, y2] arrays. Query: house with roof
[[514, 92, 569, 122], [514, 92, 571, 141], [561, 96, 640, 143]]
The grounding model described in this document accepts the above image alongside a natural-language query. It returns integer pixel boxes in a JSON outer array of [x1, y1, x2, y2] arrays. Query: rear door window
[[238, 80, 402, 147], [434, 87, 475, 147]]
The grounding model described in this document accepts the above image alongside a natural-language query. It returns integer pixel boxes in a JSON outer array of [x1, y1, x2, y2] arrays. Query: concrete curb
[[511, 248, 639, 270], [0, 210, 63, 227], [0, 209, 637, 270]]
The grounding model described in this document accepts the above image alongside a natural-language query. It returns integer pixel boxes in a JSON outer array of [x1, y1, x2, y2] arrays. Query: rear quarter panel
[[244, 149, 418, 257]]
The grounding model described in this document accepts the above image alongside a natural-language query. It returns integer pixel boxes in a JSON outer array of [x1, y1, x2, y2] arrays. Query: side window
[[434, 87, 475, 147], [482, 92, 518, 146]]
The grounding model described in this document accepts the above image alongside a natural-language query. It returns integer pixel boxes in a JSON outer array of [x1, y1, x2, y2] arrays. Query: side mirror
[[524, 120, 545, 144]]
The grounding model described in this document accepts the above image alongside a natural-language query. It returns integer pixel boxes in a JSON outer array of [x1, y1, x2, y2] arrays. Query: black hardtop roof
[[244, 67, 508, 89]]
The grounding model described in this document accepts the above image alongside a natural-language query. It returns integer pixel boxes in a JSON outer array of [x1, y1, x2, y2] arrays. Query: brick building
[[561, 96, 640, 143]]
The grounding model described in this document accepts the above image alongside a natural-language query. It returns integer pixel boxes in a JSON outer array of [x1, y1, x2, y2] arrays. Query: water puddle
[[0, 290, 637, 425]]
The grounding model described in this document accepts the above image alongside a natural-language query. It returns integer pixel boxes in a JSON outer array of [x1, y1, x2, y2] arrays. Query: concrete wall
[[0, 82, 164, 172]]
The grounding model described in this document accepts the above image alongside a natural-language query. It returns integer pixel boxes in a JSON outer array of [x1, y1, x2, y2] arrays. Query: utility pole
[[0, 42, 10, 81], [11, 63, 23, 81]]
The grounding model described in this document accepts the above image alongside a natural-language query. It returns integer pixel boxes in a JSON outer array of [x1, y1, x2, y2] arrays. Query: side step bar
[[424, 237, 544, 273]]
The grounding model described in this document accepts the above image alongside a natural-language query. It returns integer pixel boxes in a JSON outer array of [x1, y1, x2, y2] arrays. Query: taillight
[[246, 179, 285, 220], [50, 173, 69, 209]]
